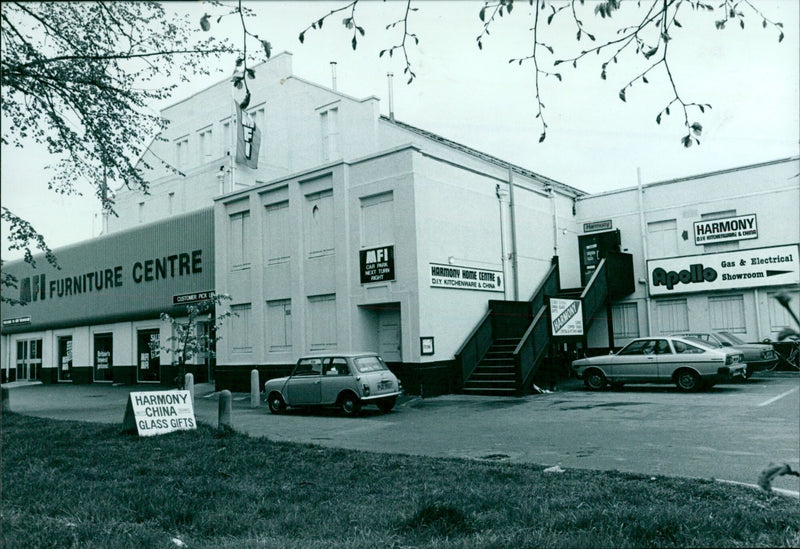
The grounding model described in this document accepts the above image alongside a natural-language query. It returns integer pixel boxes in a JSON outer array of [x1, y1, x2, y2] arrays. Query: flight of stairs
[[462, 338, 520, 396]]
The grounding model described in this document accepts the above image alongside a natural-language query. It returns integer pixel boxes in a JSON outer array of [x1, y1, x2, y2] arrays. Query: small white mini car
[[264, 352, 402, 416]]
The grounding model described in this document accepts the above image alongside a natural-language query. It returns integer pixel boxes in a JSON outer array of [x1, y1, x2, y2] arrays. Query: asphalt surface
[[4, 373, 799, 495]]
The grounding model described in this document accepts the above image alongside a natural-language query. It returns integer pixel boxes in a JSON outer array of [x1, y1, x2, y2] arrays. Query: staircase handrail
[[453, 309, 493, 388], [580, 257, 609, 328], [512, 305, 550, 393]]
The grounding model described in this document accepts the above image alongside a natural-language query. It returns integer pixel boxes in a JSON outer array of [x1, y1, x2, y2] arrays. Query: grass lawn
[[2, 412, 798, 549]]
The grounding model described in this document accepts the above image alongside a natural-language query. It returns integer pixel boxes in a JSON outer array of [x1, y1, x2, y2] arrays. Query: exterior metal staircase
[[454, 252, 634, 396]]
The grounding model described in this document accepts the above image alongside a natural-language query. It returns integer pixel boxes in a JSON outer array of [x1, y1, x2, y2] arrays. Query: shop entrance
[[137, 329, 161, 382], [15, 339, 42, 381], [58, 336, 73, 382], [94, 333, 114, 382]]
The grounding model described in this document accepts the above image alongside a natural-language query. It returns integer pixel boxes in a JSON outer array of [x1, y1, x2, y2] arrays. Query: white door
[[378, 309, 402, 362]]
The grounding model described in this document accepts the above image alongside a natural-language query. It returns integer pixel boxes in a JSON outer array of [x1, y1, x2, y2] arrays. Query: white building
[[3, 52, 798, 394]]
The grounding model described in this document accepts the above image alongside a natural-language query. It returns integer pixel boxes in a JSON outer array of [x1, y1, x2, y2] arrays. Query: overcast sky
[[2, 0, 798, 260]]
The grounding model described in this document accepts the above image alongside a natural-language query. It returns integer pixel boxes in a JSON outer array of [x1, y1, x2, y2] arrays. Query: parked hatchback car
[[572, 336, 746, 392], [672, 331, 777, 377], [264, 352, 402, 416]]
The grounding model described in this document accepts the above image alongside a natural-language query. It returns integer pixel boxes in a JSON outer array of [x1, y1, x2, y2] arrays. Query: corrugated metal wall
[[2, 208, 214, 333]]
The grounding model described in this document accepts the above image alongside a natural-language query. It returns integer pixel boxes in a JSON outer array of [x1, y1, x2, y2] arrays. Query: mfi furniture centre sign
[[430, 263, 504, 292], [550, 298, 584, 337], [648, 244, 799, 296], [693, 214, 758, 245]]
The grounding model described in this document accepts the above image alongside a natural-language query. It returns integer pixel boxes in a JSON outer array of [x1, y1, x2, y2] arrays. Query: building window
[[229, 211, 251, 270], [168, 192, 175, 215], [767, 291, 799, 336], [612, 302, 640, 339], [250, 106, 266, 157], [266, 299, 292, 351], [709, 294, 746, 333], [198, 127, 213, 159], [360, 192, 394, 248], [222, 119, 232, 155], [305, 191, 334, 258], [230, 303, 252, 354], [655, 298, 689, 334], [308, 294, 336, 351], [320, 107, 339, 162], [138, 202, 145, 224], [647, 219, 678, 258], [264, 201, 291, 264], [175, 136, 189, 168], [700, 209, 740, 252]]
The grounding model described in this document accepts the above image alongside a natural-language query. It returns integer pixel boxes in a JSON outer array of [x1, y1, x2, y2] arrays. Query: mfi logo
[[19, 274, 46, 303]]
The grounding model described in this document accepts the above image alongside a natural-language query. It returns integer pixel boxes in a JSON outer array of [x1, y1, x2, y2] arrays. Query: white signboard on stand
[[122, 390, 196, 437]]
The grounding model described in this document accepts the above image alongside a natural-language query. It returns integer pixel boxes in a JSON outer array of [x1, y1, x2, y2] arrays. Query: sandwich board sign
[[122, 390, 196, 436]]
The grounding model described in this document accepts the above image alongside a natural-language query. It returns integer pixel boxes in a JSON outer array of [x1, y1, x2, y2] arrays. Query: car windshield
[[353, 356, 387, 373], [718, 331, 746, 345]]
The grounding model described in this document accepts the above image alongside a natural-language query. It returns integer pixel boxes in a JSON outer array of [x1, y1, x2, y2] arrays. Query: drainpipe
[[508, 168, 519, 301], [330, 61, 338, 91], [549, 186, 559, 257], [496, 184, 508, 301], [387, 73, 395, 121], [637, 167, 653, 337]]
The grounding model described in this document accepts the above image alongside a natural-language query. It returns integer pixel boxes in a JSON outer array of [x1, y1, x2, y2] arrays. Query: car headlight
[[362, 383, 370, 396]]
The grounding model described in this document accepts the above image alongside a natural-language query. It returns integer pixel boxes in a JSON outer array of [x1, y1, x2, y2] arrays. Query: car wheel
[[584, 369, 606, 391], [339, 393, 362, 417], [675, 370, 701, 392], [377, 396, 397, 413], [267, 392, 286, 414]]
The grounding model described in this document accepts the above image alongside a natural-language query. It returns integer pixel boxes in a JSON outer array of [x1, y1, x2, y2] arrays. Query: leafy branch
[[379, 0, 420, 84]]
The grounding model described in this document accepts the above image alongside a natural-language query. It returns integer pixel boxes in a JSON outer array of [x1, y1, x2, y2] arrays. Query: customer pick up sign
[[647, 244, 799, 296], [122, 390, 196, 436]]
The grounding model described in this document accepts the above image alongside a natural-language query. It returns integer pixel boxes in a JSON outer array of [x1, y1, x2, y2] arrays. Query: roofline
[[577, 155, 800, 201], [380, 116, 586, 197], [287, 75, 380, 105]]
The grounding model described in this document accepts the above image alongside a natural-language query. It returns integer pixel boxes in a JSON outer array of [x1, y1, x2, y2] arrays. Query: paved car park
[[4, 373, 798, 495]]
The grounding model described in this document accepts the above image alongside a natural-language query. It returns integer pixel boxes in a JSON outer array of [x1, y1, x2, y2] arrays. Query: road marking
[[758, 388, 798, 407]]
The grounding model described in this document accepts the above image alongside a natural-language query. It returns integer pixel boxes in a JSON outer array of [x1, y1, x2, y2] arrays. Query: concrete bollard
[[184, 373, 194, 406], [218, 389, 232, 432], [1, 387, 9, 412], [250, 369, 260, 408]]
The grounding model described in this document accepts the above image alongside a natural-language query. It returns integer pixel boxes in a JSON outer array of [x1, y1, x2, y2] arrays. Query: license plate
[[378, 380, 392, 390]]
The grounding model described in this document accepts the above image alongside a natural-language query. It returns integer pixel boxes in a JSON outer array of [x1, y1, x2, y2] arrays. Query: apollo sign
[[647, 244, 799, 296]]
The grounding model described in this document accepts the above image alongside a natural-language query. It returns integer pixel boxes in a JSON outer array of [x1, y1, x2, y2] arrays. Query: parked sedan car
[[672, 331, 777, 377], [264, 352, 402, 416], [572, 336, 746, 392]]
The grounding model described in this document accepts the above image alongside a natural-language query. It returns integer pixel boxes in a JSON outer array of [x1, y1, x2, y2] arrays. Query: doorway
[[94, 333, 114, 382], [137, 329, 160, 382], [58, 336, 73, 382], [378, 308, 402, 362], [15, 339, 42, 381]]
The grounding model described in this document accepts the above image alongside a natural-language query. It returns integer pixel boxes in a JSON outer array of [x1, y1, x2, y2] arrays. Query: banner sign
[[173, 290, 216, 305], [430, 263, 504, 292], [122, 390, 196, 437], [648, 244, 799, 296], [550, 298, 584, 337], [360, 246, 395, 284], [694, 214, 758, 245], [583, 220, 612, 233]]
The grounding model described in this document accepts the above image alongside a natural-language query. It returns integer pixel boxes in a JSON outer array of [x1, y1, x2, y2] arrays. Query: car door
[[320, 357, 353, 405], [611, 339, 658, 382], [653, 339, 676, 381], [285, 358, 323, 405]]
